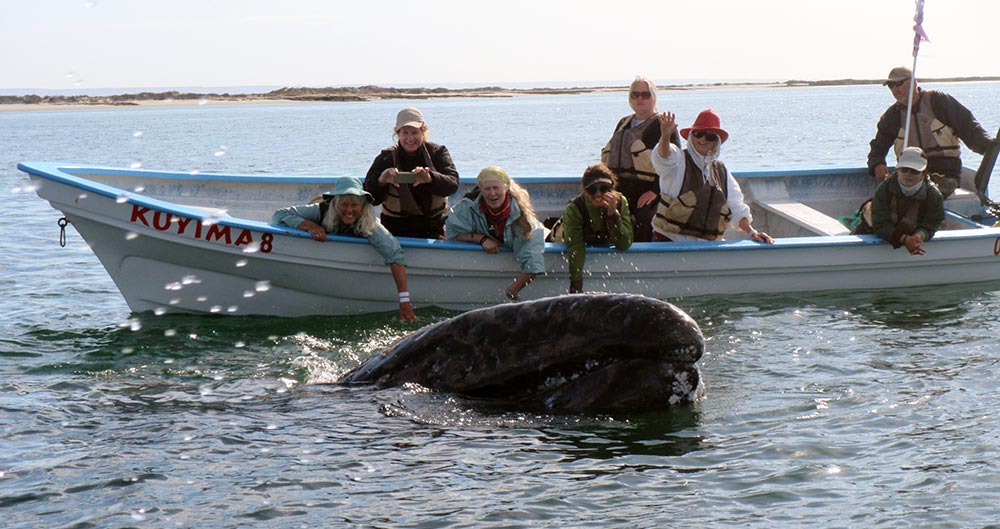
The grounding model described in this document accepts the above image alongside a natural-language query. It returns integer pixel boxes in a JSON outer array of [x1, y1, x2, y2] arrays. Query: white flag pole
[[901, 0, 927, 150]]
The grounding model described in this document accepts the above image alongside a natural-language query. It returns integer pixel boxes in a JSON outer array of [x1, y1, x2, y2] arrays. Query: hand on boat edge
[[750, 230, 775, 244]]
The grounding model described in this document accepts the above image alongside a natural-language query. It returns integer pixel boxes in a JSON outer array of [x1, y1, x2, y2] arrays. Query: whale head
[[340, 293, 705, 413]]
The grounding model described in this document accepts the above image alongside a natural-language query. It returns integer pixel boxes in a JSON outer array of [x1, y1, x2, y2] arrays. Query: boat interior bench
[[758, 200, 850, 236]]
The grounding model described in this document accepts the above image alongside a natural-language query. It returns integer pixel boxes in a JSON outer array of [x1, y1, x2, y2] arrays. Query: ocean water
[[3, 83, 1000, 528]]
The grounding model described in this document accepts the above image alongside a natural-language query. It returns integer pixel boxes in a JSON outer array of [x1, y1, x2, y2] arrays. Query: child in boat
[[870, 146, 945, 255], [271, 176, 417, 321], [445, 166, 545, 301], [557, 164, 634, 293]]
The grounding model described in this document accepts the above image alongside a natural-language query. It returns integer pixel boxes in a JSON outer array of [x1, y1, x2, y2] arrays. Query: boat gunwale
[[18, 161, 1000, 256]]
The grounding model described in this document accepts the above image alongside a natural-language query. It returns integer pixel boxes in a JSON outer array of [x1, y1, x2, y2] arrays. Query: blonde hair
[[508, 180, 538, 238], [631, 75, 659, 114], [322, 194, 378, 237], [477, 166, 538, 238]]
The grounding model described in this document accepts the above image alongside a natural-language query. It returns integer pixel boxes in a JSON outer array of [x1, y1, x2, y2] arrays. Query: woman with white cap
[[363, 107, 460, 239], [650, 109, 773, 244], [445, 166, 545, 301], [870, 146, 945, 255], [272, 176, 417, 321]]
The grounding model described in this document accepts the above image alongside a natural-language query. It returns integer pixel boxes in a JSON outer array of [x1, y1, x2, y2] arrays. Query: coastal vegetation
[[3, 77, 999, 107]]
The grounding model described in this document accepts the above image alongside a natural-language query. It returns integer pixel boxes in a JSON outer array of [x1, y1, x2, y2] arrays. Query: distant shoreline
[[3, 77, 999, 112]]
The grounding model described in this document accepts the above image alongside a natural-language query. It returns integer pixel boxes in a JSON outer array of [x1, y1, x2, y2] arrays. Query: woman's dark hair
[[581, 163, 618, 189]]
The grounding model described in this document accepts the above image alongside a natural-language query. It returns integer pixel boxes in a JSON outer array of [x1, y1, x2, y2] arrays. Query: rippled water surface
[[3, 84, 1000, 528]]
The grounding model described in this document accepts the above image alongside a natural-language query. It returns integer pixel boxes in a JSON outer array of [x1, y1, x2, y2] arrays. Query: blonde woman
[[601, 75, 681, 242], [272, 176, 417, 321], [446, 166, 545, 301]]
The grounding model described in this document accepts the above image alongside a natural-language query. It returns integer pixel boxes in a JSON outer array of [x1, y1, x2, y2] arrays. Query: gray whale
[[340, 293, 705, 412]]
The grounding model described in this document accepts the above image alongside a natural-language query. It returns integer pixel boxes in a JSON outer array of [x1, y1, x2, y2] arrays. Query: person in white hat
[[870, 146, 945, 256], [363, 107, 460, 239], [866, 66, 994, 198], [272, 176, 417, 321]]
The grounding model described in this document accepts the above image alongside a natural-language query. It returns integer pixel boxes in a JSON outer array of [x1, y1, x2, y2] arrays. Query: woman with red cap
[[649, 109, 773, 244]]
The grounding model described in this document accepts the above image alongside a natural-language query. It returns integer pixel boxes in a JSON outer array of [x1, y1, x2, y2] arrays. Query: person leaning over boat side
[[445, 166, 545, 301], [363, 107, 460, 239], [601, 76, 681, 242], [870, 147, 945, 256], [561, 164, 633, 294], [271, 176, 418, 322], [649, 109, 773, 244], [867, 66, 994, 198]]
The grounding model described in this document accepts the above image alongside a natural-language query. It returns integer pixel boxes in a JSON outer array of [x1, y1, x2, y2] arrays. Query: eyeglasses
[[886, 79, 907, 89], [691, 130, 719, 142], [629, 91, 652, 100], [897, 167, 922, 174], [587, 184, 613, 195]]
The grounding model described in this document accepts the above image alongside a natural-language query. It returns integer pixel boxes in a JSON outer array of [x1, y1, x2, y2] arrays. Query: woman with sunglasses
[[870, 147, 945, 255], [446, 166, 545, 301], [650, 109, 773, 244], [601, 76, 681, 242], [560, 164, 634, 293]]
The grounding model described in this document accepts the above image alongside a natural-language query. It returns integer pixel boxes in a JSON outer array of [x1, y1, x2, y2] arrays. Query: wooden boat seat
[[759, 200, 850, 236]]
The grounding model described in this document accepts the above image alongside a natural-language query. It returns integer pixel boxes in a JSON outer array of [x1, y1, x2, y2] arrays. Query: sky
[[2, 0, 998, 93]]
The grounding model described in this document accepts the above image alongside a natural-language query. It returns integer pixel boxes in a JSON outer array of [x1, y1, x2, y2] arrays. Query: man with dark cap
[[866, 66, 995, 198]]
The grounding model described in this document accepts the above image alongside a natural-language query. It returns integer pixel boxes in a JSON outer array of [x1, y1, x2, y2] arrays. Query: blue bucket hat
[[324, 176, 373, 203]]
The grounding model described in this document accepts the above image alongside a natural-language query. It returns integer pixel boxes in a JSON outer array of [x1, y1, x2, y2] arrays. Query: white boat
[[17, 155, 1000, 317]]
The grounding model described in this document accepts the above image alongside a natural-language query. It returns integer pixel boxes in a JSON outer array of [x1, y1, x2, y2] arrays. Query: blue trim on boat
[[19, 161, 1000, 255]]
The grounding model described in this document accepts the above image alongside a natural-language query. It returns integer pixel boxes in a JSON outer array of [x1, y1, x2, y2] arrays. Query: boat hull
[[20, 162, 1000, 316]]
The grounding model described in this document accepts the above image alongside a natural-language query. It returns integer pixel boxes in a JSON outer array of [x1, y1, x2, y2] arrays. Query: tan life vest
[[380, 144, 449, 221], [652, 150, 731, 240], [893, 93, 960, 160], [601, 115, 660, 182]]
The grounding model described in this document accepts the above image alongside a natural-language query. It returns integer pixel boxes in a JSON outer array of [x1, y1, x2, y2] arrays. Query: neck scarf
[[685, 138, 720, 181], [480, 192, 511, 243], [899, 179, 924, 197]]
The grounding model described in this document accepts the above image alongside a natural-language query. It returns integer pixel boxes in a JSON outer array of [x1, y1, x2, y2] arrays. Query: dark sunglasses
[[629, 91, 652, 100], [691, 130, 719, 142], [886, 79, 907, 88], [587, 184, 613, 195]]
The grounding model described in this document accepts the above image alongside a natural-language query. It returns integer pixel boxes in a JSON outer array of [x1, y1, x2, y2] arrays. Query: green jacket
[[562, 193, 633, 282], [871, 175, 945, 248]]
